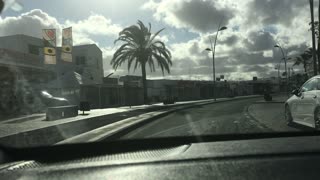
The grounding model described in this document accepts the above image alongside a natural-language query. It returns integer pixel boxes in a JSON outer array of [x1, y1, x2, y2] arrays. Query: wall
[[72, 44, 103, 84], [80, 85, 143, 109]]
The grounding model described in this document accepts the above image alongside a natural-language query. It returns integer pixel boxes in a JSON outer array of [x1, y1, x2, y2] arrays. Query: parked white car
[[285, 76, 320, 129]]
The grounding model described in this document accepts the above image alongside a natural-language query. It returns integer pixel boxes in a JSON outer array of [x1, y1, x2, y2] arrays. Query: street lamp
[[274, 44, 288, 96], [205, 25, 227, 101]]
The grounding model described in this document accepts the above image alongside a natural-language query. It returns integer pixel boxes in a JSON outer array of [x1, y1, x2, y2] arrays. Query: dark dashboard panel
[[1, 155, 319, 180], [1, 134, 320, 179]]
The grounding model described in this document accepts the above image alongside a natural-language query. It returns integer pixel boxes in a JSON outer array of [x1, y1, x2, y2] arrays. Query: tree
[[292, 48, 312, 74], [111, 20, 172, 104]]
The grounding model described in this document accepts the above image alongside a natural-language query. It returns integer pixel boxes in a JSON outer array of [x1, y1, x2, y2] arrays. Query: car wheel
[[285, 105, 293, 126], [314, 107, 320, 129]]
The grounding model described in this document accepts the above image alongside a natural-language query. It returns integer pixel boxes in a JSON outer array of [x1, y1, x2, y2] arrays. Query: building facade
[[0, 34, 103, 113]]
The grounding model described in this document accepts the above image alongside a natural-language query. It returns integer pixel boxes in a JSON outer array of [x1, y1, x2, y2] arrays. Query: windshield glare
[[0, 0, 318, 148]]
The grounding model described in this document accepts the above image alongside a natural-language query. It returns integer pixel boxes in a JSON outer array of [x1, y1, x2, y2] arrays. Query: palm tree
[[292, 48, 312, 74], [111, 20, 172, 104]]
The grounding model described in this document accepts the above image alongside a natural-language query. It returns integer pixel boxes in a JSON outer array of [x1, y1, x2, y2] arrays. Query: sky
[[0, 0, 317, 80]]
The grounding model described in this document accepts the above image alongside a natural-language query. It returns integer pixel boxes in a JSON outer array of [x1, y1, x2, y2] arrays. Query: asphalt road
[[121, 97, 274, 139]]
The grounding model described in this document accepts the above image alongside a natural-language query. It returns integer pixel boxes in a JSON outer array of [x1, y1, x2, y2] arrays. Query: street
[[1, 95, 312, 147], [121, 97, 303, 139]]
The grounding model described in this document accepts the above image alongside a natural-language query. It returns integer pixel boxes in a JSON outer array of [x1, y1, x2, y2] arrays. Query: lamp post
[[275, 64, 281, 92], [205, 23, 227, 101], [274, 45, 288, 96]]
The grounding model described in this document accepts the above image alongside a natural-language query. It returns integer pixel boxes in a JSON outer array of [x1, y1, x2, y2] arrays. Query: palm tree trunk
[[309, 0, 318, 75], [141, 62, 148, 104]]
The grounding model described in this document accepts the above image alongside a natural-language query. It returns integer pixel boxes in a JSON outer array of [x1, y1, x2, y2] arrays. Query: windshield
[[0, 0, 318, 148]]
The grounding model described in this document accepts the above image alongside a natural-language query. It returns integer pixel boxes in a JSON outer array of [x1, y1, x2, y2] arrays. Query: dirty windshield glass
[[0, 0, 318, 147]]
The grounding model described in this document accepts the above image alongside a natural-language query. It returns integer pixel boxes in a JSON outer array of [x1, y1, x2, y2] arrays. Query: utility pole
[[318, 1, 320, 74]]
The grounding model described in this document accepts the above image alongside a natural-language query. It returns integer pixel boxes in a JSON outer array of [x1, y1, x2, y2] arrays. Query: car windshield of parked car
[[0, 0, 319, 148]]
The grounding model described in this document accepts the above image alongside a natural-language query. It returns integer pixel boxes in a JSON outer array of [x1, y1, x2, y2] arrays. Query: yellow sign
[[44, 47, 56, 56]]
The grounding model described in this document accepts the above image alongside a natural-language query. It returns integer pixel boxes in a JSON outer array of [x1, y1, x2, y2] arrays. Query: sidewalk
[[0, 96, 242, 138], [0, 103, 170, 138], [0, 95, 261, 147]]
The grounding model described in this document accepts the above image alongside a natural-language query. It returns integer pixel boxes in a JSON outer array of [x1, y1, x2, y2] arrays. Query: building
[[47, 44, 103, 104], [147, 79, 236, 102], [119, 75, 143, 87], [0, 34, 103, 113]]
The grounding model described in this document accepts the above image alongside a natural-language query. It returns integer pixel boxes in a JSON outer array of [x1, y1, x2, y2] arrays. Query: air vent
[[2, 145, 189, 172]]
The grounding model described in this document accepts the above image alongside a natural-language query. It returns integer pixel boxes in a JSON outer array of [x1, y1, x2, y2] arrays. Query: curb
[[57, 95, 263, 144]]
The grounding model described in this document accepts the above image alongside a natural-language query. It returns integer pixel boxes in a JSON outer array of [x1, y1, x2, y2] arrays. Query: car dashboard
[[1, 133, 320, 179]]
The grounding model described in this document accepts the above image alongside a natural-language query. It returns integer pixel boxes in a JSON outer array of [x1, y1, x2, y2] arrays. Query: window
[[96, 58, 99, 69], [76, 56, 86, 65], [80, 56, 86, 65], [28, 44, 40, 55], [76, 56, 80, 65], [301, 78, 318, 92]]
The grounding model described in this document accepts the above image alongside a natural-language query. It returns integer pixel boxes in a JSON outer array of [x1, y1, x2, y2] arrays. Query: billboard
[[61, 27, 73, 62], [42, 29, 56, 64]]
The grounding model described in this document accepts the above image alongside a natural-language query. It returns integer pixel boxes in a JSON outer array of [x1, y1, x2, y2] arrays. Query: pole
[[288, 68, 291, 91], [309, 0, 318, 75], [318, 1, 320, 73], [277, 64, 280, 92], [278, 46, 288, 97], [209, 38, 215, 101], [211, 20, 223, 101]]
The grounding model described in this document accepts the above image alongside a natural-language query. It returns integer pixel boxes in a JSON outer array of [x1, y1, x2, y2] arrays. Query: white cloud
[[263, 50, 273, 57], [64, 14, 122, 45], [0, 9, 122, 46], [0, 9, 62, 38]]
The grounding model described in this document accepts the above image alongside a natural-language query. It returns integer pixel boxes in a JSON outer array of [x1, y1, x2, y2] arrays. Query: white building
[[0, 34, 103, 85], [0, 34, 103, 104]]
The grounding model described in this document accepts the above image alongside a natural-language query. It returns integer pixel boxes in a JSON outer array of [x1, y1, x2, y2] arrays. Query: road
[[121, 97, 302, 139]]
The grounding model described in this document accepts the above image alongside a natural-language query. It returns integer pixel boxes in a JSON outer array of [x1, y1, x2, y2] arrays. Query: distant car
[[39, 91, 70, 107], [285, 76, 320, 129]]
